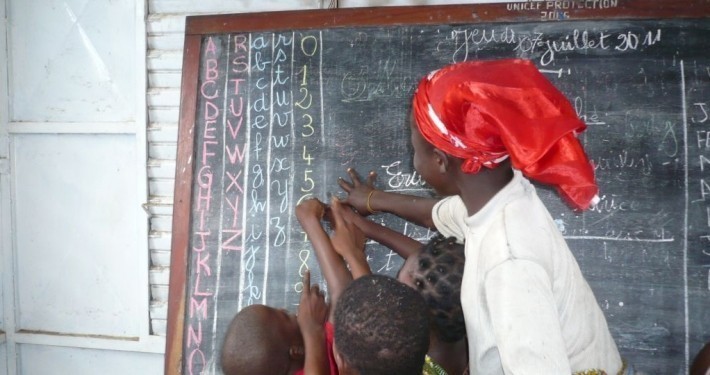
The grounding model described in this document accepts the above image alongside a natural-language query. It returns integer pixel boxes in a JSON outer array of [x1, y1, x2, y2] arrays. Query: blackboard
[[165, 3, 710, 374]]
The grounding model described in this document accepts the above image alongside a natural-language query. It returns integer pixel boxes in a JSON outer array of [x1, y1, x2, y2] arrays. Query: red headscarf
[[412, 59, 599, 211]]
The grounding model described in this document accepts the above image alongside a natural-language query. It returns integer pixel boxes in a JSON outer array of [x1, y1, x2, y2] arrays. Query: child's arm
[[338, 168, 440, 229], [296, 198, 352, 317], [335, 201, 422, 259], [297, 271, 330, 375], [328, 198, 371, 279]]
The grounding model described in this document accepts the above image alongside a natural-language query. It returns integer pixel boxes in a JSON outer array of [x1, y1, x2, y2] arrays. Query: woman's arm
[[338, 168, 440, 229], [335, 203, 422, 259]]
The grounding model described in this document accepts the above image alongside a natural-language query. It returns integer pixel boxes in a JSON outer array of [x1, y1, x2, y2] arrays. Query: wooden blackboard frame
[[166, 2, 710, 374]]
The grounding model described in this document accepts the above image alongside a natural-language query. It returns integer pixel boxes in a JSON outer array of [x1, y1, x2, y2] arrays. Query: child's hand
[[329, 197, 366, 261], [297, 271, 330, 375], [337, 168, 378, 216], [297, 270, 329, 334], [296, 197, 327, 221], [322, 199, 363, 229], [330, 199, 362, 223]]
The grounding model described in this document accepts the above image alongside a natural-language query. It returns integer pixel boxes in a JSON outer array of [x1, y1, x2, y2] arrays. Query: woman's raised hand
[[337, 168, 378, 216]]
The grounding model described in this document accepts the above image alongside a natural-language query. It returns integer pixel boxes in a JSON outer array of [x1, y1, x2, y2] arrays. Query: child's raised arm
[[297, 271, 329, 375], [296, 198, 352, 318], [334, 199, 422, 260], [338, 168, 439, 229], [328, 198, 371, 279]]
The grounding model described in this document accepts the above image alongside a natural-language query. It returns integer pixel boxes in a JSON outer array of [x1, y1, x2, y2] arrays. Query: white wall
[[1, 0, 11, 372], [1, 0, 162, 373]]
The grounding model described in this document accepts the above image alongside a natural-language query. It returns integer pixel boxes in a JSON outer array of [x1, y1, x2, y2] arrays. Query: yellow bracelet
[[366, 190, 377, 214]]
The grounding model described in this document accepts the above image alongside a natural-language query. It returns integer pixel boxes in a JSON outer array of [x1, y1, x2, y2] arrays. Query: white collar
[[464, 169, 531, 228]]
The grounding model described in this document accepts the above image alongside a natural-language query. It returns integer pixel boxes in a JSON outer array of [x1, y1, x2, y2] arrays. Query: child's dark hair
[[220, 305, 288, 375], [414, 234, 466, 343], [334, 274, 430, 375]]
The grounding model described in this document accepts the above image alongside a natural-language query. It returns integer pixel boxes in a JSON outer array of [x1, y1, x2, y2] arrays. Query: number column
[[291, 31, 323, 297]]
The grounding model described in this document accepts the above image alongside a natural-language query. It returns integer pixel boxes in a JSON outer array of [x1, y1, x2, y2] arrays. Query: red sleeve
[[325, 322, 339, 375], [294, 322, 337, 375]]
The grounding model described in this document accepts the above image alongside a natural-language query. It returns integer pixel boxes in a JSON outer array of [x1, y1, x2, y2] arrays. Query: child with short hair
[[220, 271, 332, 375], [332, 200, 468, 375], [333, 273, 430, 375], [221, 197, 429, 375], [220, 197, 363, 375], [295, 197, 432, 374], [339, 59, 625, 374]]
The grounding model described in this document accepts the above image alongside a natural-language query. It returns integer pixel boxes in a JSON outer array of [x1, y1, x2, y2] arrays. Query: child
[[220, 197, 364, 375], [297, 197, 431, 374], [221, 197, 425, 375], [333, 273, 430, 375], [332, 200, 468, 375], [220, 271, 332, 375], [338, 59, 625, 374]]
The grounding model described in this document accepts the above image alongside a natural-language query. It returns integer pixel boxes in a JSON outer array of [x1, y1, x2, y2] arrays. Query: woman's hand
[[337, 168, 378, 216]]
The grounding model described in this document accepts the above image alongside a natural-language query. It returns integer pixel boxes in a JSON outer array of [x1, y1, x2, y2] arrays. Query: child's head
[[410, 58, 599, 210], [333, 274, 430, 375], [397, 234, 466, 343], [221, 304, 303, 375]]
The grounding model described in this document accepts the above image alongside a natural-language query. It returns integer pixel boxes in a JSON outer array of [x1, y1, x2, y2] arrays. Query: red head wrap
[[412, 59, 599, 210]]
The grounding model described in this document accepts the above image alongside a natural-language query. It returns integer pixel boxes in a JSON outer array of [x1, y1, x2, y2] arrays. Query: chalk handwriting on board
[[381, 161, 425, 190], [168, 10, 710, 375], [449, 27, 662, 66]]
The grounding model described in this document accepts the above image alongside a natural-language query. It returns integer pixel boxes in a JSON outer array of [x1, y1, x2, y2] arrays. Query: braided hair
[[334, 274, 430, 375], [412, 234, 466, 343]]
